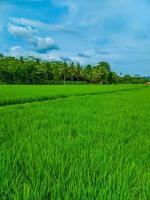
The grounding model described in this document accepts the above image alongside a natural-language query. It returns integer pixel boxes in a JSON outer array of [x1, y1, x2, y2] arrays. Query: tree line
[[0, 54, 148, 84]]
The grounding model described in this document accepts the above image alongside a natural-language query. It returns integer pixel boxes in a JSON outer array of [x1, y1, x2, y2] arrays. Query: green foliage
[[0, 55, 148, 84], [0, 85, 150, 199]]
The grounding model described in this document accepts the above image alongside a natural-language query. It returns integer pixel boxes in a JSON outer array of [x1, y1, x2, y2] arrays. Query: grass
[[0, 84, 144, 106], [0, 84, 150, 199]]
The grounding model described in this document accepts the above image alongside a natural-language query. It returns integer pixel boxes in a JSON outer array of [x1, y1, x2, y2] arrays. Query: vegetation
[[0, 84, 150, 199], [0, 84, 144, 106], [0, 54, 148, 84]]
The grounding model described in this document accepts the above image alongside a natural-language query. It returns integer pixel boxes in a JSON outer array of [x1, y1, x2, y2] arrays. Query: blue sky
[[0, 0, 150, 75]]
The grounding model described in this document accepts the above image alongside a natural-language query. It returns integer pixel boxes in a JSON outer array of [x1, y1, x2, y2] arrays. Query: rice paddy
[[0, 84, 150, 200]]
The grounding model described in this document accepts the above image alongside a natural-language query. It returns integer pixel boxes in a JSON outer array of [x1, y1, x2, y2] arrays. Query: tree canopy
[[0, 55, 148, 84]]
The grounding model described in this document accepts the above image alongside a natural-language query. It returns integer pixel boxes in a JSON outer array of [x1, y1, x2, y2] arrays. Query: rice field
[[0, 84, 144, 106], [0, 84, 150, 200]]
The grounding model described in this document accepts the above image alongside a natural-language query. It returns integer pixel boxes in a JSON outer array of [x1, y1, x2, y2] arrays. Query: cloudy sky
[[0, 0, 150, 75]]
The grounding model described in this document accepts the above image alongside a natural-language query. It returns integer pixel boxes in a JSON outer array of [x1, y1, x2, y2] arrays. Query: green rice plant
[[0, 85, 150, 199], [0, 84, 145, 106]]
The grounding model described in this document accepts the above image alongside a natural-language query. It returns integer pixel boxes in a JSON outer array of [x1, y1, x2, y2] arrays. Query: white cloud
[[9, 17, 77, 34], [30, 37, 59, 53], [9, 45, 24, 56], [8, 23, 37, 38], [8, 22, 59, 53], [8, 45, 60, 60], [78, 50, 97, 58], [9, 17, 62, 31]]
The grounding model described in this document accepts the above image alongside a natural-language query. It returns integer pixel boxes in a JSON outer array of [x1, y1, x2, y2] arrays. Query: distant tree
[[94, 62, 111, 84], [108, 71, 119, 84], [84, 65, 93, 83], [76, 63, 82, 82], [0, 54, 147, 84], [97, 61, 111, 71], [62, 61, 68, 84], [0, 54, 4, 58]]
